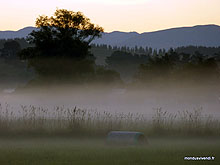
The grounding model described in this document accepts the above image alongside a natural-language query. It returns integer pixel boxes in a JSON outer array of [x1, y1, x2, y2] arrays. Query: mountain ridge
[[1, 25, 220, 49]]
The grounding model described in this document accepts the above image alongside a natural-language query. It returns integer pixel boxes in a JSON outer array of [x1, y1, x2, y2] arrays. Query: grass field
[[0, 137, 219, 165], [0, 103, 220, 137], [0, 103, 220, 164]]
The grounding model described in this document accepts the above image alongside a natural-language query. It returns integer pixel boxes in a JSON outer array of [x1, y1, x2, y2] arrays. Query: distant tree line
[[1, 11, 220, 88], [0, 40, 21, 60], [176, 46, 220, 57], [91, 44, 166, 56], [137, 49, 220, 84], [105, 51, 149, 81], [92, 44, 220, 57], [0, 40, 33, 89], [0, 38, 31, 50], [99, 45, 220, 83]]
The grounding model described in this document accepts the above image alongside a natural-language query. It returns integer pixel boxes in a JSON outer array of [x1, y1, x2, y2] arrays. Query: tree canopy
[[20, 9, 104, 60], [19, 9, 122, 85], [105, 51, 149, 81], [135, 49, 220, 84], [0, 41, 21, 59]]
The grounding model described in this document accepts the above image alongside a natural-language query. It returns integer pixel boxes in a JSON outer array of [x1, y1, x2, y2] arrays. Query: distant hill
[[93, 25, 220, 49], [93, 31, 139, 46], [120, 25, 220, 49], [1, 25, 220, 49], [0, 27, 36, 39]]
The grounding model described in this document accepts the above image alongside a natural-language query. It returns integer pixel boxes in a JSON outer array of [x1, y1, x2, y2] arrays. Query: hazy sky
[[0, 0, 220, 33]]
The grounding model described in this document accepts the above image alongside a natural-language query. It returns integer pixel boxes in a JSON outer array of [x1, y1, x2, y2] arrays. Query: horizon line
[[0, 24, 219, 34]]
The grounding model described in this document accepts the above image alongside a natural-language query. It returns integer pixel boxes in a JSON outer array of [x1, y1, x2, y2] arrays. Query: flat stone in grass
[[107, 131, 147, 145]]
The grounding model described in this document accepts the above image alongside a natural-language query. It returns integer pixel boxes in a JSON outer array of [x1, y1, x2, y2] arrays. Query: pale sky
[[0, 0, 220, 33]]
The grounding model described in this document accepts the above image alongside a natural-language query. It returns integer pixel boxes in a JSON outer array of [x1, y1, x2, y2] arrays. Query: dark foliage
[[0, 40, 21, 59], [20, 9, 103, 60], [175, 46, 220, 57], [106, 51, 149, 81], [136, 49, 220, 84], [18, 9, 117, 85]]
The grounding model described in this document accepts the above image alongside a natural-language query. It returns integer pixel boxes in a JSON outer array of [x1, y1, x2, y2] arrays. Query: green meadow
[[0, 138, 219, 165], [0, 104, 219, 164]]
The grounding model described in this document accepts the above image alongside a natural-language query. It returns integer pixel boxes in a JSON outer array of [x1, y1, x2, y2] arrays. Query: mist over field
[[1, 83, 219, 118], [1, 0, 220, 163]]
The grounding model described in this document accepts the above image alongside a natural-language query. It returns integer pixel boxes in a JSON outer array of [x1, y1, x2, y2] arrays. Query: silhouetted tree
[[20, 9, 103, 60], [0, 41, 21, 59], [95, 66, 122, 84], [19, 9, 104, 84], [178, 52, 220, 82], [136, 49, 220, 84], [106, 51, 149, 81], [136, 52, 174, 83], [175, 46, 220, 56]]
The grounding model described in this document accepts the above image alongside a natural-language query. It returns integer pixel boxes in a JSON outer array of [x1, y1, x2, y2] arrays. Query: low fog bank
[[1, 83, 220, 118]]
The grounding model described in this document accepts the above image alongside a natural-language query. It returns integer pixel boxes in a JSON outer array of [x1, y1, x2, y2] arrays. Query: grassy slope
[[0, 138, 219, 165]]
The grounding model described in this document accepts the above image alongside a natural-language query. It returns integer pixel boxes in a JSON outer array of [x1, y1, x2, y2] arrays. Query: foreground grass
[[1, 103, 220, 137], [0, 138, 219, 165]]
